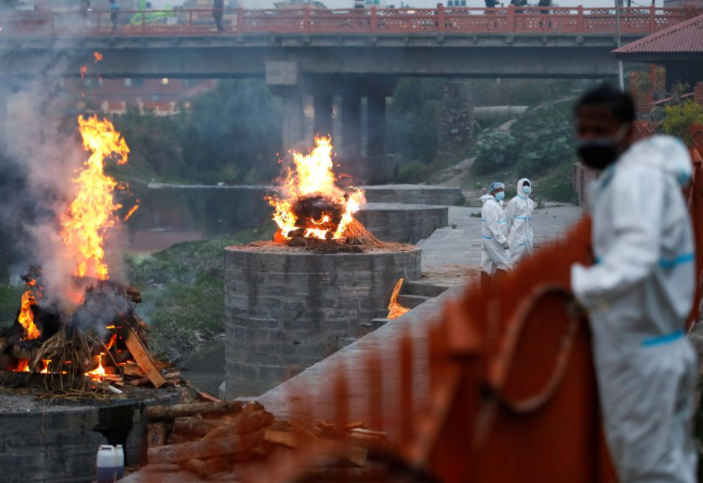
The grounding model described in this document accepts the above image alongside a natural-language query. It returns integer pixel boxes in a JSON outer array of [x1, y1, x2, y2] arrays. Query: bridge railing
[[0, 5, 696, 38]]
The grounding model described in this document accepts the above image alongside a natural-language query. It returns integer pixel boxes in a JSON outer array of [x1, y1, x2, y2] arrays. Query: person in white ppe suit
[[505, 178, 534, 264], [480, 182, 513, 290], [570, 84, 697, 483]]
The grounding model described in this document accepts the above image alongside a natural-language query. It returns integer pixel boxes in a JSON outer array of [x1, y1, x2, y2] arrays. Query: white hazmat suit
[[505, 178, 535, 264], [480, 193, 513, 275], [571, 135, 697, 483]]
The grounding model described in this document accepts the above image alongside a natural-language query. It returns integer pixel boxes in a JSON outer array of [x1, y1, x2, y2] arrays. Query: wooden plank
[[123, 326, 166, 389], [146, 401, 242, 421], [185, 381, 222, 403], [122, 364, 145, 377], [264, 430, 368, 467], [201, 409, 274, 441]]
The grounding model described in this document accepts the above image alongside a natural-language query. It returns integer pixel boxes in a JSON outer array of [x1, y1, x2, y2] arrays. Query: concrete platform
[[356, 203, 449, 244], [256, 203, 585, 424], [0, 387, 181, 483], [418, 204, 585, 286], [361, 185, 463, 206]]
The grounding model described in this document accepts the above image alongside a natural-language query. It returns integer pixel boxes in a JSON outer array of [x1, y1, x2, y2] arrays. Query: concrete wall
[[356, 203, 449, 244], [0, 390, 180, 483], [224, 246, 421, 398], [362, 185, 463, 206]]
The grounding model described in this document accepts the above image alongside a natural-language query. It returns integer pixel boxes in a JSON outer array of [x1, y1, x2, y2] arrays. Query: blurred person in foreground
[[570, 83, 697, 483]]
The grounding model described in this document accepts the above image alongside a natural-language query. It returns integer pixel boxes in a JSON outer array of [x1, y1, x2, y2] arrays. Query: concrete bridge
[[0, 6, 696, 181]]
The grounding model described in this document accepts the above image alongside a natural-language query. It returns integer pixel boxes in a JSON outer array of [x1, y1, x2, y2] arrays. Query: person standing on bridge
[[480, 182, 513, 291], [109, 0, 120, 34], [213, 0, 224, 33], [504, 178, 534, 264], [570, 84, 697, 483]]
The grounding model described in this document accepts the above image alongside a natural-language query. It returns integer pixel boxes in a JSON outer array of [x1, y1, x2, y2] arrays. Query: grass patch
[[127, 225, 276, 362], [537, 164, 578, 204]]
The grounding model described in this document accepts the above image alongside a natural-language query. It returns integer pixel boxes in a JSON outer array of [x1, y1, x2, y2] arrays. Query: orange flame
[[16, 359, 30, 372], [18, 290, 40, 340], [387, 278, 410, 320], [60, 116, 130, 282], [85, 353, 106, 381], [267, 137, 365, 241], [93, 51, 103, 63], [105, 334, 117, 351], [124, 204, 139, 221], [40, 360, 51, 374]]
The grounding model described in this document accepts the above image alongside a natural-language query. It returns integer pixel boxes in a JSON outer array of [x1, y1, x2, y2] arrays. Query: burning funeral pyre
[[267, 137, 381, 250], [0, 116, 169, 395]]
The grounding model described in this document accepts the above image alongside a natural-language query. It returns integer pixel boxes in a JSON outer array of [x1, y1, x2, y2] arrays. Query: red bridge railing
[[0, 5, 697, 38]]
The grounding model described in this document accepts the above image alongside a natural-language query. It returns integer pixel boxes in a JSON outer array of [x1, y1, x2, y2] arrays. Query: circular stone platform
[[224, 242, 421, 399], [360, 185, 463, 206], [356, 203, 449, 244], [0, 387, 181, 483]]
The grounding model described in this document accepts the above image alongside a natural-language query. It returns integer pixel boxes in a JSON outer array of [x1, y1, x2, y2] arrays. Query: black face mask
[[576, 125, 629, 171]]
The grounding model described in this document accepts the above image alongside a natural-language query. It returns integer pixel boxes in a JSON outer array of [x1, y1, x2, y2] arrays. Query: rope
[[484, 285, 584, 415]]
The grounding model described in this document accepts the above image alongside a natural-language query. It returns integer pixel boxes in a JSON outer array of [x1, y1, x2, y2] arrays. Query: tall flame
[[268, 137, 365, 240], [18, 290, 40, 340], [60, 116, 130, 281]]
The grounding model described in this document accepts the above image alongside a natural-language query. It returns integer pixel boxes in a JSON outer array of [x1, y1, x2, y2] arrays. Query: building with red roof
[[614, 12, 703, 91]]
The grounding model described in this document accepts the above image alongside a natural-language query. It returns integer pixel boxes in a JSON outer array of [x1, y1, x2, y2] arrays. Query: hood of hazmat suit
[[571, 135, 697, 483], [505, 178, 535, 264], [480, 193, 512, 275]]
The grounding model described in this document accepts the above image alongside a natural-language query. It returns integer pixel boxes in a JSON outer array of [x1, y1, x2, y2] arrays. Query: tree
[[387, 79, 443, 164], [113, 80, 282, 185], [662, 99, 703, 147]]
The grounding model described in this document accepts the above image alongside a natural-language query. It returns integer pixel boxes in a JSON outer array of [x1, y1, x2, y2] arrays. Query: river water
[[0, 183, 274, 281], [124, 183, 274, 254]]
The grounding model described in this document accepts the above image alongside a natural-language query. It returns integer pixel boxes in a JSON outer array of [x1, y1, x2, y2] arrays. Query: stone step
[[402, 281, 449, 298], [397, 294, 430, 309], [359, 318, 391, 337]]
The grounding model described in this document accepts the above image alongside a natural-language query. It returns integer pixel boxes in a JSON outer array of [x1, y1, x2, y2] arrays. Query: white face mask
[[522, 186, 532, 195]]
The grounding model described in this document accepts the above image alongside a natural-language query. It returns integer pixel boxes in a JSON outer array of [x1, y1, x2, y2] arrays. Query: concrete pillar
[[332, 96, 343, 145], [367, 92, 387, 158], [281, 94, 305, 151], [313, 95, 333, 138], [341, 94, 362, 160]]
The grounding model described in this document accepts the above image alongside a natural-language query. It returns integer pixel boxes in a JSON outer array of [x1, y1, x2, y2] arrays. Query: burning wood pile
[[267, 137, 382, 251], [145, 400, 392, 481], [0, 116, 170, 396], [0, 273, 170, 394]]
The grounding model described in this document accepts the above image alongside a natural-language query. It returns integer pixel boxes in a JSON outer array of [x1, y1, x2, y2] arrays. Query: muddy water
[[124, 183, 273, 254]]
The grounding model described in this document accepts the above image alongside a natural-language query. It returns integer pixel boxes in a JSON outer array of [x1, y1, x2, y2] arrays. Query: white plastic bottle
[[115, 445, 125, 480], [96, 445, 121, 483]]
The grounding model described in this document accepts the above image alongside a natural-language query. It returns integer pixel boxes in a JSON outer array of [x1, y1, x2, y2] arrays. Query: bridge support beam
[[341, 94, 362, 162], [367, 91, 387, 158], [281, 94, 306, 151], [313, 95, 334, 138]]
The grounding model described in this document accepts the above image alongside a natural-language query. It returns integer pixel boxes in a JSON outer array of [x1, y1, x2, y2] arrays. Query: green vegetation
[[388, 79, 443, 165], [126, 225, 275, 362], [112, 80, 282, 185], [0, 284, 23, 330], [471, 100, 577, 203], [472, 130, 517, 174], [388, 79, 585, 183], [395, 160, 431, 184], [662, 99, 703, 147]]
